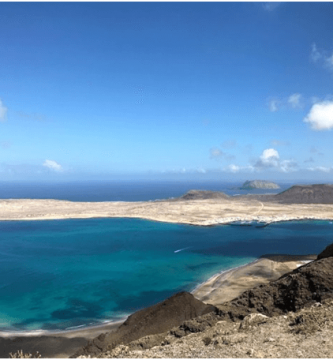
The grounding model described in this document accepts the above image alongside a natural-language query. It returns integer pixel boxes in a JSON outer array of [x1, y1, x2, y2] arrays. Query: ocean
[[0, 181, 330, 333], [0, 180, 291, 201]]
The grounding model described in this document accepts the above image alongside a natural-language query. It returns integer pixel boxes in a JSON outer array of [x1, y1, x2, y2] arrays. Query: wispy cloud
[[288, 93, 302, 109], [224, 164, 254, 173], [0, 99, 8, 122], [271, 139, 290, 147], [307, 166, 332, 173], [304, 100, 333, 130], [221, 140, 237, 149], [16, 111, 47, 122], [268, 94, 304, 112], [43, 159, 63, 172], [310, 43, 333, 71], [210, 147, 235, 161], [262, 2, 280, 11], [269, 99, 279, 112]]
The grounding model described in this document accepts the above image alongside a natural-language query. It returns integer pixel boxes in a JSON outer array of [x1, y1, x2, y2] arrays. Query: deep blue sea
[[0, 181, 331, 333], [0, 180, 290, 201]]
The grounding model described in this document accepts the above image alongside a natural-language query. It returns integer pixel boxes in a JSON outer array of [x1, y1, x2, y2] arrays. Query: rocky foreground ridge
[[73, 243, 333, 358]]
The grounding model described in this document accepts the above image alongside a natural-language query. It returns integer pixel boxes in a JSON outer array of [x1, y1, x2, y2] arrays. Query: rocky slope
[[274, 184, 333, 204], [72, 243, 333, 358], [177, 190, 229, 201]]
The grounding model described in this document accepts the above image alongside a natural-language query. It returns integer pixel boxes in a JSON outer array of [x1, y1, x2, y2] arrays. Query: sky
[[1, 2, 333, 182]]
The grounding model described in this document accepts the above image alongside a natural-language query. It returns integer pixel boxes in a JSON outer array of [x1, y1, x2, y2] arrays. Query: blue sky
[[1, 2, 333, 182]]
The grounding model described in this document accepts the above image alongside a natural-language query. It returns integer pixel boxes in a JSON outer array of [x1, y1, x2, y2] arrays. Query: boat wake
[[174, 246, 191, 253]]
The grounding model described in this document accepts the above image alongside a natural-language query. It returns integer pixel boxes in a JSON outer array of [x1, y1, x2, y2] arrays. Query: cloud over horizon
[[43, 159, 63, 172]]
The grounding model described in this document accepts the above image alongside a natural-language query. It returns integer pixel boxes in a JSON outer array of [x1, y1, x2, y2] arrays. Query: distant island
[[240, 180, 280, 190]]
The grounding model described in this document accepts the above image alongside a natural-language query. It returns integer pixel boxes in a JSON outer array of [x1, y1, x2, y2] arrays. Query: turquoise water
[[0, 218, 332, 332]]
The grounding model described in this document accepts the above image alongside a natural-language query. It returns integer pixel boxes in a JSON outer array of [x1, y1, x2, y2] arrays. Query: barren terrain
[[1, 197, 333, 225]]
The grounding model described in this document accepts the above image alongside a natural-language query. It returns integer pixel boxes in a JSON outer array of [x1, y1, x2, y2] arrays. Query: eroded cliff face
[[73, 249, 333, 358]]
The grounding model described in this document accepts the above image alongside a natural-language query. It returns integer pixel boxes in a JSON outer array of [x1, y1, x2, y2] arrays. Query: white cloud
[[326, 54, 333, 70], [269, 99, 279, 112], [258, 148, 280, 167], [262, 2, 280, 11], [310, 43, 333, 71], [307, 166, 331, 173], [0, 99, 8, 122], [304, 101, 333, 130], [288, 93, 302, 108], [310, 43, 322, 63], [253, 148, 298, 173], [224, 164, 254, 173], [227, 164, 240, 173], [43, 159, 63, 172]]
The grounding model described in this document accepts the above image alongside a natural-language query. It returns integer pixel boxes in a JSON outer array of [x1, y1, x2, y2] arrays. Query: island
[[1, 185, 333, 226], [240, 180, 280, 190]]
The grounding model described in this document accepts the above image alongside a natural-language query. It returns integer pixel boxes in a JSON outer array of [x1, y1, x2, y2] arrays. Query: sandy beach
[[1, 197, 333, 225], [0, 255, 317, 358], [192, 255, 316, 305], [0, 195, 328, 357]]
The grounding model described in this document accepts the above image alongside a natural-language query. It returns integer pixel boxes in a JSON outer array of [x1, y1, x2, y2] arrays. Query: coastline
[[0, 196, 329, 356], [0, 198, 333, 226], [192, 255, 316, 305], [0, 254, 318, 358]]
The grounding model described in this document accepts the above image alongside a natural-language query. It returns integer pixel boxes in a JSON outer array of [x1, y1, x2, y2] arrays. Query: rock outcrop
[[178, 190, 229, 201], [241, 180, 280, 190]]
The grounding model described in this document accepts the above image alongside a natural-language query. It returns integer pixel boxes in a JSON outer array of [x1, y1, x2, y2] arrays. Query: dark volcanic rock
[[72, 292, 218, 358], [179, 190, 229, 201], [317, 243, 333, 260], [274, 184, 333, 204], [218, 257, 333, 318]]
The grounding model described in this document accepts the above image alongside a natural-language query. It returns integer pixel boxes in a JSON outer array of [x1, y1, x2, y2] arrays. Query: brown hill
[[72, 292, 217, 358], [179, 190, 229, 201], [274, 184, 333, 204]]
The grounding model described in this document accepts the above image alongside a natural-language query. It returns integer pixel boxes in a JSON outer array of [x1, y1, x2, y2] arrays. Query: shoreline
[[0, 254, 318, 358], [0, 254, 317, 339], [1, 213, 333, 227], [192, 255, 316, 305], [0, 198, 333, 226]]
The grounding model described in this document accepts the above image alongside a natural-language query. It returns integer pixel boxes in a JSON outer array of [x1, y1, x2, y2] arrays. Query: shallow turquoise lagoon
[[0, 218, 332, 332]]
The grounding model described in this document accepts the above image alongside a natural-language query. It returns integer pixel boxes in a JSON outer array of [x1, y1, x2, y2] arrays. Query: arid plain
[[1, 195, 333, 225]]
